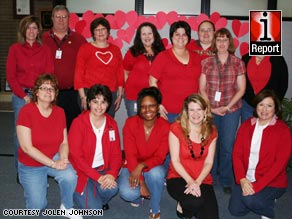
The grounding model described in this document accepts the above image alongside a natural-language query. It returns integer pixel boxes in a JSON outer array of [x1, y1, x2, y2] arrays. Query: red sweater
[[74, 43, 124, 92], [68, 111, 123, 193], [123, 116, 170, 173], [233, 117, 291, 193]]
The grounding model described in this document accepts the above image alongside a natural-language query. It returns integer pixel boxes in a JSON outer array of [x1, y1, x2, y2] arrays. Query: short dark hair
[[90, 17, 111, 40], [198, 20, 215, 32], [87, 84, 112, 111], [169, 20, 191, 44], [211, 28, 236, 53], [137, 87, 162, 114], [253, 89, 282, 119]]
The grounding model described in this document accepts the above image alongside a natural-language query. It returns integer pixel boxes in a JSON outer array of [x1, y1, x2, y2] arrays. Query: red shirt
[[6, 42, 54, 98], [124, 50, 152, 100], [233, 117, 291, 193], [167, 122, 217, 185], [68, 111, 122, 193], [17, 103, 66, 166], [247, 56, 271, 94], [123, 116, 170, 173], [42, 30, 87, 90], [74, 43, 124, 92], [187, 39, 214, 60], [149, 49, 201, 114]]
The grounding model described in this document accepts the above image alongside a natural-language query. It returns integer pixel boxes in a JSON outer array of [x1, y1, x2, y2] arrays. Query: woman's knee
[[147, 166, 166, 180]]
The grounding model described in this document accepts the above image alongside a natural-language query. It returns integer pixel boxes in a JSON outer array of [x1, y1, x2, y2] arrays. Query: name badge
[[134, 103, 137, 113], [109, 130, 115, 141], [55, 49, 62, 59], [215, 91, 221, 102]]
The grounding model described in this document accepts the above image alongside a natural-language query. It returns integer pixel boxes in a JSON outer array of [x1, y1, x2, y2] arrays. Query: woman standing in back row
[[124, 22, 165, 117]]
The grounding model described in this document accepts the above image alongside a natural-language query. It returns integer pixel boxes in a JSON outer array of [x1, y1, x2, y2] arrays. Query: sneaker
[[130, 202, 140, 207], [149, 212, 160, 219], [60, 204, 83, 219], [261, 216, 271, 219]]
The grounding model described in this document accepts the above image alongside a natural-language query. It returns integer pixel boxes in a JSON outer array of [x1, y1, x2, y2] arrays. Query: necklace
[[144, 125, 154, 135], [187, 135, 206, 160]]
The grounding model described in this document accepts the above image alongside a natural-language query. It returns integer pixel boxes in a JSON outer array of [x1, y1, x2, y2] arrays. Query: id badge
[[109, 130, 115, 141], [134, 103, 137, 113], [55, 49, 62, 59], [215, 91, 221, 102]]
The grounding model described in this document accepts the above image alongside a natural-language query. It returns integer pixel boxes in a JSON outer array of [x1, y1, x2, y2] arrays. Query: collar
[[251, 114, 277, 126]]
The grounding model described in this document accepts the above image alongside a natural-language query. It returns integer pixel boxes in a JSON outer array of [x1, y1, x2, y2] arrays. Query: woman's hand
[[211, 106, 227, 116], [24, 96, 31, 104], [98, 174, 117, 190], [240, 178, 255, 196], [184, 180, 201, 197], [52, 158, 69, 170], [80, 97, 87, 111], [129, 163, 145, 188], [114, 95, 122, 111], [159, 104, 168, 120], [139, 180, 150, 199]]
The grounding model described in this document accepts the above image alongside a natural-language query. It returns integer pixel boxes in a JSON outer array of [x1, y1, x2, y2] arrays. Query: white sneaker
[[60, 204, 83, 219], [261, 216, 271, 219]]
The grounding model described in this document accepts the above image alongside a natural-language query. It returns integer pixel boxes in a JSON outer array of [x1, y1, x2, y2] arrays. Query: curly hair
[[129, 22, 165, 57]]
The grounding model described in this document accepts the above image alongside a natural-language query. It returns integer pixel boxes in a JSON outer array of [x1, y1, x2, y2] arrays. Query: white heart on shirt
[[95, 51, 113, 65]]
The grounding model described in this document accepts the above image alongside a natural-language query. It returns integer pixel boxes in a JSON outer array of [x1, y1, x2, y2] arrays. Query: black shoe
[[177, 210, 184, 218], [102, 204, 109, 210], [223, 186, 232, 194], [16, 173, 20, 184]]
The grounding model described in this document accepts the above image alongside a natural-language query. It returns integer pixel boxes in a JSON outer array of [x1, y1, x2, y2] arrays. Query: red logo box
[[249, 10, 282, 56]]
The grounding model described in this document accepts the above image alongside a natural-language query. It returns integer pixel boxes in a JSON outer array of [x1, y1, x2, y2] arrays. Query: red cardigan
[[233, 117, 291, 193], [68, 111, 122, 193]]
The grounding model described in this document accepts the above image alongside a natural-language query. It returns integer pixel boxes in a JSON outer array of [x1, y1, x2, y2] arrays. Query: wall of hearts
[[69, 10, 292, 97]]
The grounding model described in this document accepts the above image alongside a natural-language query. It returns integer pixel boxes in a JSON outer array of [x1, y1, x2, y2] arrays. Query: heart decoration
[[187, 16, 198, 31], [233, 38, 239, 49], [167, 11, 179, 25], [106, 14, 118, 29], [117, 26, 135, 44], [69, 13, 79, 30], [240, 42, 249, 57], [215, 17, 227, 30], [232, 19, 249, 38], [156, 11, 167, 30], [75, 20, 87, 35], [126, 11, 138, 27], [196, 13, 209, 27], [114, 10, 126, 29], [95, 51, 113, 65], [108, 36, 123, 49]]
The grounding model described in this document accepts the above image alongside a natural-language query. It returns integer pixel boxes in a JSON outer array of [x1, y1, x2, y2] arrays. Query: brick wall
[[0, 0, 53, 93]]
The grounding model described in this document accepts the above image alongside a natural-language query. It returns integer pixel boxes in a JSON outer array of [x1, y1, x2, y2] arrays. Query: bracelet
[[80, 96, 86, 100], [226, 105, 231, 112], [49, 160, 56, 168]]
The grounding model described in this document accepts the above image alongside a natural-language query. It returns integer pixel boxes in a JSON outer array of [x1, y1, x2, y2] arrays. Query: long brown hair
[[17, 15, 42, 44]]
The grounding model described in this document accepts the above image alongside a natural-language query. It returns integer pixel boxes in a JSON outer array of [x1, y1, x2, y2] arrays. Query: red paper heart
[[233, 38, 239, 49], [105, 14, 118, 29], [75, 20, 86, 35], [215, 17, 227, 30], [82, 10, 95, 24], [69, 13, 79, 30], [240, 42, 249, 57], [114, 10, 126, 29], [126, 11, 138, 27], [167, 11, 179, 25], [197, 14, 209, 26], [210, 12, 221, 24], [232, 19, 249, 38], [108, 36, 123, 49], [187, 16, 198, 31], [117, 27, 135, 44], [156, 11, 167, 29]]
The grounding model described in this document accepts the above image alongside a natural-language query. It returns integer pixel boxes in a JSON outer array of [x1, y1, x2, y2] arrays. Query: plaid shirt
[[201, 54, 245, 112]]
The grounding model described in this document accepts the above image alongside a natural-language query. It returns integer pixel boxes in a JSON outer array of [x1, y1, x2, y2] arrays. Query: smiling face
[[36, 81, 56, 104], [93, 24, 109, 42], [140, 26, 154, 49], [139, 96, 159, 122], [187, 101, 206, 126], [198, 21, 214, 46], [172, 27, 189, 49], [256, 97, 276, 125], [52, 9, 69, 32], [215, 35, 230, 54], [25, 22, 38, 44], [89, 94, 109, 117]]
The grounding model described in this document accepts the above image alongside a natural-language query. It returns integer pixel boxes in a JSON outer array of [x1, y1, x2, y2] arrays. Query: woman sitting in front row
[[167, 94, 219, 219], [229, 90, 291, 219]]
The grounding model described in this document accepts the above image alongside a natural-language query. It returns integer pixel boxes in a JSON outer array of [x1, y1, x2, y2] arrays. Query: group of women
[[7, 10, 291, 219]]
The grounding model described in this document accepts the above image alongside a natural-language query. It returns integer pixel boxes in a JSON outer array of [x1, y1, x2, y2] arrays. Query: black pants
[[57, 89, 81, 130], [167, 178, 219, 219]]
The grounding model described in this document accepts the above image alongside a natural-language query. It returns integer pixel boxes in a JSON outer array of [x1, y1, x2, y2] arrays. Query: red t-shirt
[[149, 49, 201, 114], [167, 122, 217, 185], [124, 51, 152, 100], [74, 43, 124, 92], [187, 39, 213, 60], [17, 103, 66, 166], [42, 30, 87, 90]]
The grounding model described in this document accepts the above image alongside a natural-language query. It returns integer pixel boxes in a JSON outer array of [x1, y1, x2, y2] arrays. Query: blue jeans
[[241, 99, 254, 123], [211, 109, 240, 187], [229, 185, 285, 218], [167, 113, 179, 123], [74, 170, 119, 209], [118, 166, 166, 214], [124, 98, 137, 117], [12, 94, 27, 170], [18, 153, 77, 209]]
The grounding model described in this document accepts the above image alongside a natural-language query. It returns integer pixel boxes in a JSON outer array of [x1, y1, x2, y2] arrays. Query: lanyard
[[50, 29, 70, 49], [215, 54, 230, 90]]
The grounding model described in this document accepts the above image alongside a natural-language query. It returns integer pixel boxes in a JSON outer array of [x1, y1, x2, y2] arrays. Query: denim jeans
[[118, 166, 166, 214], [211, 109, 241, 187], [124, 98, 137, 117], [74, 170, 119, 209], [18, 153, 77, 209], [241, 99, 254, 123], [229, 185, 285, 218], [167, 113, 179, 123], [12, 94, 27, 170]]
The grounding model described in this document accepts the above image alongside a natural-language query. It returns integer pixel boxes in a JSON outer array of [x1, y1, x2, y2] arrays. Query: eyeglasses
[[54, 15, 68, 20], [216, 38, 229, 43], [199, 28, 214, 33], [94, 27, 107, 32], [187, 135, 205, 160], [38, 87, 56, 93]]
